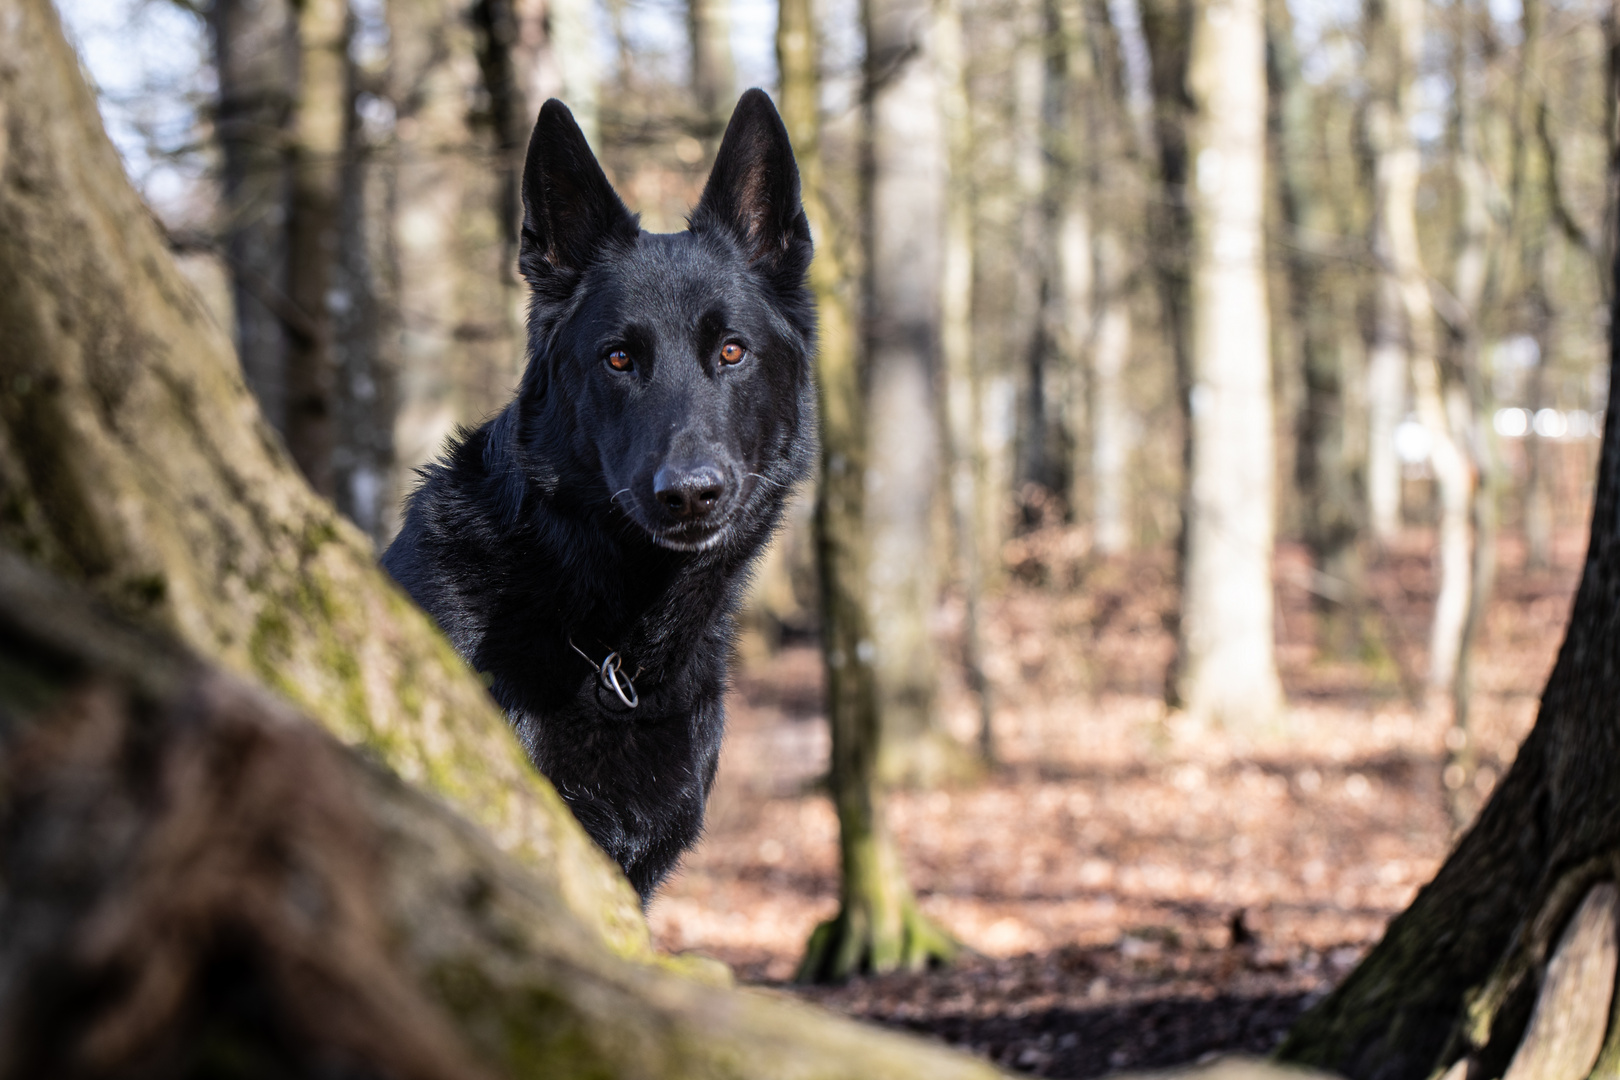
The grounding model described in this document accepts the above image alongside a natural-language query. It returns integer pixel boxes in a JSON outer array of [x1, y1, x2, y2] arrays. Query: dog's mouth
[[620, 472, 761, 552]]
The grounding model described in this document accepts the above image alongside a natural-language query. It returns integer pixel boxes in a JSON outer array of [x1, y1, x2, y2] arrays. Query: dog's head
[[512, 90, 815, 554]]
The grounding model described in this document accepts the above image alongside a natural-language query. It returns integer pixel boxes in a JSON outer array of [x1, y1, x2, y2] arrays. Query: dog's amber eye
[[606, 349, 632, 372], [720, 342, 746, 366]]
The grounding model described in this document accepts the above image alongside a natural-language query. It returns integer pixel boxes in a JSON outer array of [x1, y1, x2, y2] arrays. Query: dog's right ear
[[519, 100, 638, 289]]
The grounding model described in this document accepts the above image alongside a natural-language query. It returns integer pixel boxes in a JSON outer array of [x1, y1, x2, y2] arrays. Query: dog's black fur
[[382, 91, 816, 904]]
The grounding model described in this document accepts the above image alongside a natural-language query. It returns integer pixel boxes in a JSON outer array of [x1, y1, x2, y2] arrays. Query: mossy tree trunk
[[0, 2, 1024, 1070], [778, 0, 960, 983], [1278, 140, 1620, 1080]]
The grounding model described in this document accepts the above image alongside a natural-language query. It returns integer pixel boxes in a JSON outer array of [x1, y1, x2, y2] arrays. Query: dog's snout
[[654, 463, 727, 520]]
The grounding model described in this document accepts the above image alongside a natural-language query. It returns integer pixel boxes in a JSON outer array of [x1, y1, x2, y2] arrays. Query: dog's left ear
[[691, 89, 812, 277]]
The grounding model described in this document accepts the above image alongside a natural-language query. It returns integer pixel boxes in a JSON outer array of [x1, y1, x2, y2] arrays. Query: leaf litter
[[649, 524, 1583, 1076]]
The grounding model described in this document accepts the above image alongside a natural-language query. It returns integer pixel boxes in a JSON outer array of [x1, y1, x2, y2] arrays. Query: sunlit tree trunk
[[780, 0, 958, 982], [937, 0, 996, 762], [383, 0, 523, 541], [514, 0, 600, 146], [689, 0, 736, 130], [1361, 0, 1417, 546], [284, 0, 351, 500], [1269, 0, 1365, 656], [1146, 0, 1282, 726], [859, 0, 975, 787], [210, 0, 294, 435], [1083, 0, 1137, 556], [1444, 0, 1501, 823]]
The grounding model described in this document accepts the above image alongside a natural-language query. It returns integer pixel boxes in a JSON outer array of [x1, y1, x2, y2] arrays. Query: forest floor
[[647, 524, 1587, 1077]]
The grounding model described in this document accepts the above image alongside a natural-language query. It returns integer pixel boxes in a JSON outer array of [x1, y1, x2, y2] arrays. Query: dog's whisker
[[610, 487, 631, 507]]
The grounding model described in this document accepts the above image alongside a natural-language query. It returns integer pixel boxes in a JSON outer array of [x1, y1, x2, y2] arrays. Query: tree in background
[[783, 0, 961, 980], [1279, 153, 1620, 1080], [1269, 0, 1368, 657], [1143, 0, 1283, 727], [689, 0, 737, 131], [860, 0, 978, 788]]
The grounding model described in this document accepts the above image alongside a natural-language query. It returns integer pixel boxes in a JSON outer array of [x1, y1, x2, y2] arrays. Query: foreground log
[[0, 0, 643, 955], [0, 552, 1025, 1078], [1278, 117, 1620, 1080]]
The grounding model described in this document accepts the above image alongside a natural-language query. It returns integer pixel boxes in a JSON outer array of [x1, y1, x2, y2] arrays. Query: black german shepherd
[[382, 90, 815, 904]]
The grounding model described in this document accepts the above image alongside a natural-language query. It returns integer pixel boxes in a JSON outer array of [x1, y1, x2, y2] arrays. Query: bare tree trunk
[[779, 0, 959, 982], [331, 45, 399, 544], [1084, 0, 1138, 556], [689, 0, 737, 130], [1361, 0, 1417, 547], [1443, 0, 1501, 824], [937, 0, 996, 763], [513, 0, 601, 146], [284, 0, 351, 500], [1269, 0, 1366, 656], [861, 0, 975, 787], [1158, 0, 1283, 726], [384, 0, 523, 542], [211, 0, 294, 436]]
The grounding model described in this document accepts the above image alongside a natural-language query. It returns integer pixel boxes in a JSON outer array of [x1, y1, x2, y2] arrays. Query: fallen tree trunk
[[0, 3, 1005, 1073], [0, 550, 1022, 1079], [0, 0, 644, 956]]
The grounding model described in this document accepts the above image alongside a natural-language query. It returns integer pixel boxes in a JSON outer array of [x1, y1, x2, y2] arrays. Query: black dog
[[382, 90, 815, 904]]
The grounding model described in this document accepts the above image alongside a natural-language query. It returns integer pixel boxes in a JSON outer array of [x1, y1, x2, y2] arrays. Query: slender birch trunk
[[1169, 0, 1283, 726], [860, 0, 975, 787], [689, 0, 737, 129], [937, 0, 996, 762], [284, 0, 351, 500], [780, 0, 958, 981], [1362, 0, 1420, 546], [1084, 0, 1137, 556]]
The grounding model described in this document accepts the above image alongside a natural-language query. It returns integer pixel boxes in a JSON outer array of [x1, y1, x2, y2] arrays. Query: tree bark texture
[[780, 0, 960, 981], [862, 0, 975, 787], [938, 0, 997, 762], [1154, 0, 1283, 726], [0, 0, 646, 958], [284, 0, 352, 500], [1279, 146, 1620, 1080], [384, 0, 524, 543], [0, 551, 1019, 1079]]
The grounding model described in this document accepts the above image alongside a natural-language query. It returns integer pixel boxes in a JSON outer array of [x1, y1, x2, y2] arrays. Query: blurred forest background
[[54, 0, 1618, 1067]]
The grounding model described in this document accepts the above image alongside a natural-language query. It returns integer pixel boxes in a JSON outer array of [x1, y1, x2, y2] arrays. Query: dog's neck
[[473, 409, 765, 682]]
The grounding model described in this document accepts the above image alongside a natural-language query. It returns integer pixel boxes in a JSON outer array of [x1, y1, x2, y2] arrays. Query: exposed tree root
[[797, 894, 960, 984]]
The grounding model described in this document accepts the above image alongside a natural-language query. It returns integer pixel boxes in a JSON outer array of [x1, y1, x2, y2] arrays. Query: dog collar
[[567, 637, 640, 709]]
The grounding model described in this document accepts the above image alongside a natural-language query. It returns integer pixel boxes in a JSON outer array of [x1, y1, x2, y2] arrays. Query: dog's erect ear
[[519, 100, 638, 286], [691, 89, 812, 272]]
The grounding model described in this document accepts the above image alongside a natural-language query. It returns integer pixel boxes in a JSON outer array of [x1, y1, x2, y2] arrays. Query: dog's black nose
[[654, 464, 726, 520]]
